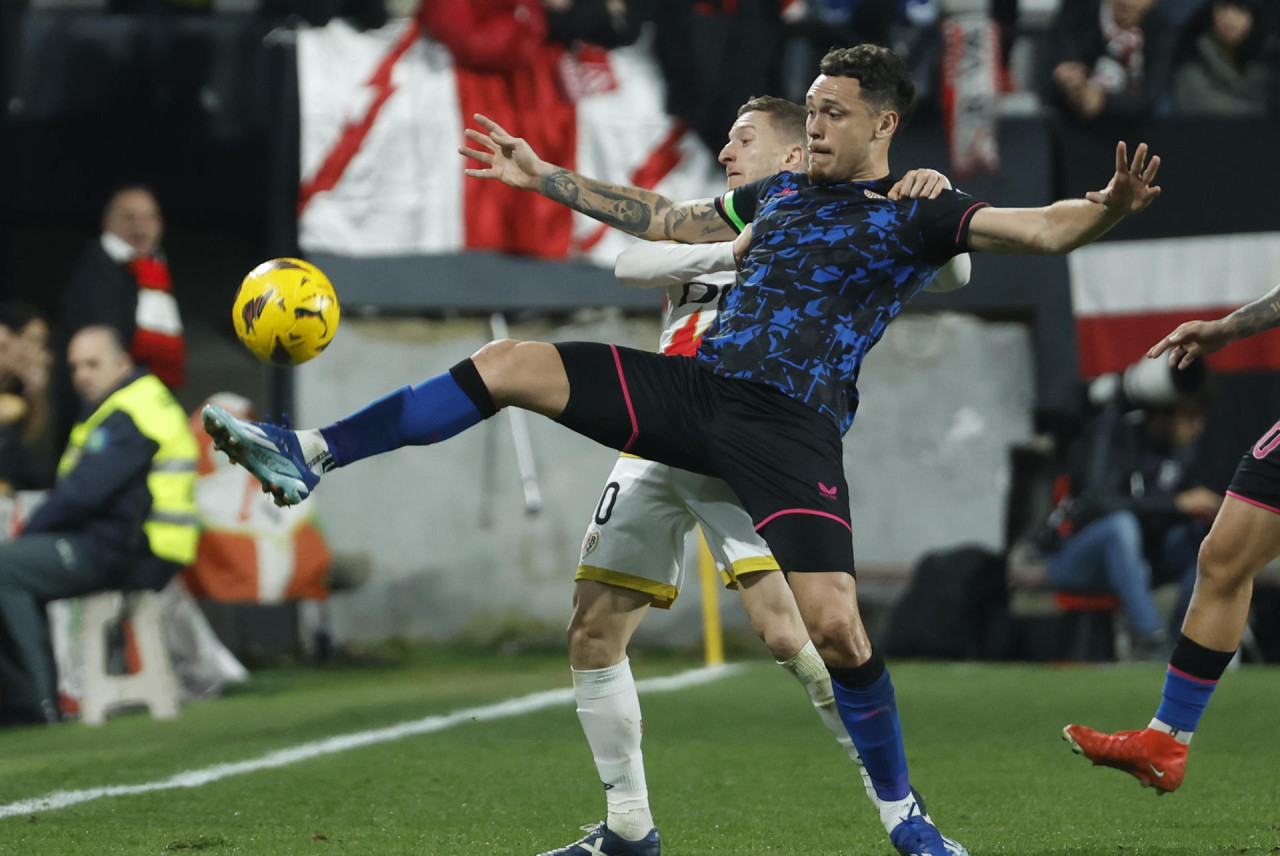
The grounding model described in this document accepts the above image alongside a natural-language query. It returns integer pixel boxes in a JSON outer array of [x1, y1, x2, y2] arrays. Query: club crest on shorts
[[581, 531, 600, 560]]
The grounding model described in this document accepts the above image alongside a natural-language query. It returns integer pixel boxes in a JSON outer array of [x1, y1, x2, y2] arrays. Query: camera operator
[[1039, 360, 1221, 660]]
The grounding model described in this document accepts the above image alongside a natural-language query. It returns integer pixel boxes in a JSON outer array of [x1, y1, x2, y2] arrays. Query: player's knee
[[805, 613, 858, 658], [760, 620, 811, 662], [1197, 531, 1250, 594], [566, 609, 624, 666]]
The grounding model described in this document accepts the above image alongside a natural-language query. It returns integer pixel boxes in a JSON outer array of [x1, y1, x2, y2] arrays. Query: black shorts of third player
[[554, 342, 854, 573], [1226, 417, 1280, 513]]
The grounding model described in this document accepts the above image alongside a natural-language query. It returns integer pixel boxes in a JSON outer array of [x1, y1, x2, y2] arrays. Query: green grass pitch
[[0, 652, 1276, 855]]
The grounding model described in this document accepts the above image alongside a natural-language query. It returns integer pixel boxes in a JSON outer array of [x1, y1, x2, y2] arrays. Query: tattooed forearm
[[1223, 284, 1280, 339], [536, 168, 735, 242], [539, 168, 654, 236]]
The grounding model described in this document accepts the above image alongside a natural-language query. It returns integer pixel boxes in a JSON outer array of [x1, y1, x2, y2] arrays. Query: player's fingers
[[924, 175, 945, 198], [1115, 141, 1128, 174], [1085, 190, 1107, 204], [464, 128, 499, 151], [1130, 142, 1148, 175], [462, 168, 495, 178], [1147, 336, 1174, 358], [1143, 155, 1161, 183], [458, 146, 493, 164]]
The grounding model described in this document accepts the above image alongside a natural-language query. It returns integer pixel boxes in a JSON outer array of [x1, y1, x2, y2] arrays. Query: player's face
[[103, 189, 163, 257], [68, 330, 131, 405], [805, 75, 889, 185], [718, 112, 797, 189]]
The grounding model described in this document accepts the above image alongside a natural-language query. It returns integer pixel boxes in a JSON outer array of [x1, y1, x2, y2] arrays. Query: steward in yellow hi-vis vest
[[0, 326, 198, 725]]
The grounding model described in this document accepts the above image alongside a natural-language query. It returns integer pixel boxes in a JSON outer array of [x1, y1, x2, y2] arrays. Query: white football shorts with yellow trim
[[575, 454, 779, 609]]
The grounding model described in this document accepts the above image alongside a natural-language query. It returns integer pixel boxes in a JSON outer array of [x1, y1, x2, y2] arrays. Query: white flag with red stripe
[[297, 19, 721, 265], [1070, 232, 1280, 376]]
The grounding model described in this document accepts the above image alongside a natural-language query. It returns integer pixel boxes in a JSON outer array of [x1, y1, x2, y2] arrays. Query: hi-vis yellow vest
[[59, 374, 200, 565]]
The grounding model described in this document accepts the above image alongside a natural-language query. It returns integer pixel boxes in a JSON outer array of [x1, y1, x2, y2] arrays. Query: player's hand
[[1175, 486, 1222, 523], [888, 168, 952, 200], [1147, 318, 1234, 370], [732, 223, 754, 268], [459, 113, 548, 191], [1086, 141, 1161, 218]]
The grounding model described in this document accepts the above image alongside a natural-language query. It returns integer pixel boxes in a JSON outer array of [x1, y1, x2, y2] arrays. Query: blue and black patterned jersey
[[702, 171, 987, 434]]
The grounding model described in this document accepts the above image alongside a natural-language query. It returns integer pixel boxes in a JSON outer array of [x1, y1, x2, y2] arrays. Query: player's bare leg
[[1065, 496, 1280, 793], [545, 580, 659, 856], [471, 338, 571, 417]]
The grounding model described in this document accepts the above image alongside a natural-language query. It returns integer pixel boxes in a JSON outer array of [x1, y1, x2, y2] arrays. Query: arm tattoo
[[538, 168, 731, 241], [1224, 284, 1280, 339], [539, 168, 653, 235]]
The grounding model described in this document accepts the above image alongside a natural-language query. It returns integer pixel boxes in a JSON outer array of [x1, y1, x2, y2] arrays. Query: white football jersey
[[658, 269, 734, 356]]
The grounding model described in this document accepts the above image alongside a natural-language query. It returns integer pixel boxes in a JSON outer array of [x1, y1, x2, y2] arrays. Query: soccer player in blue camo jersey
[[204, 45, 1161, 856], [563, 95, 970, 856]]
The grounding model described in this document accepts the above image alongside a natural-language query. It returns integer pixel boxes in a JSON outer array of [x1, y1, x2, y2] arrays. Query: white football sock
[[778, 641, 878, 807], [572, 659, 653, 840], [295, 428, 334, 475], [1148, 717, 1194, 745], [879, 793, 924, 835]]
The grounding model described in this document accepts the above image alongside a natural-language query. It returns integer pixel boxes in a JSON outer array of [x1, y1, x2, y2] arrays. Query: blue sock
[[829, 656, 911, 802], [320, 361, 497, 467], [1153, 634, 1233, 734], [1154, 668, 1219, 733]]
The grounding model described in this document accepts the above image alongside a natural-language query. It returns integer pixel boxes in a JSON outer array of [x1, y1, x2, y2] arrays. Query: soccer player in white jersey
[[555, 96, 971, 856]]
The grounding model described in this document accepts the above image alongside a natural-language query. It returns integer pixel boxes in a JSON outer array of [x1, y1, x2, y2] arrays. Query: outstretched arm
[[966, 142, 1161, 255], [1148, 282, 1280, 369], [460, 114, 734, 243], [615, 241, 737, 288]]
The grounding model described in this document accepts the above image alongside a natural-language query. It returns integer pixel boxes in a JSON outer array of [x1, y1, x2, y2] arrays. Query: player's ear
[[875, 110, 899, 139], [783, 144, 805, 169]]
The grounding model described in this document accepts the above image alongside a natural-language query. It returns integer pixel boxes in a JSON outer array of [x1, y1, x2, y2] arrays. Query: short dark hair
[[818, 45, 916, 124], [736, 95, 808, 145]]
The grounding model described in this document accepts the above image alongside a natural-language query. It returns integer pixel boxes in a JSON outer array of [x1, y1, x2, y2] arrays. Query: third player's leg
[[1182, 495, 1280, 651], [567, 580, 653, 671], [736, 571, 814, 662]]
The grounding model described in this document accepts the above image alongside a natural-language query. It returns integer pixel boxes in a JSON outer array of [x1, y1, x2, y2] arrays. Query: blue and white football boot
[[535, 822, 660, 856], [201, 404, 320, 506], [888, 802, 969, 856]]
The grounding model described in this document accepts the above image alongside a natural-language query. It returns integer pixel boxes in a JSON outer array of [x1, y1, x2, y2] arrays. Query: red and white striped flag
[[297, 19, 720, 266]]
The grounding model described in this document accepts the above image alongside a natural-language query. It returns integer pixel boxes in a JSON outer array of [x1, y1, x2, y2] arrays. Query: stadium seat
[[1051, 592, 1122, 662], [78, 591, 181, 726]]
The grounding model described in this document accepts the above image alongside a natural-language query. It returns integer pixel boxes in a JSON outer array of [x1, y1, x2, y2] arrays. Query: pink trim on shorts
[[1167, 665, 1218, 686], [610, 345, 639, 453], [1225, 490, 1280, 516], [955, 202, 989, 245], [755, 508, 853, 532]]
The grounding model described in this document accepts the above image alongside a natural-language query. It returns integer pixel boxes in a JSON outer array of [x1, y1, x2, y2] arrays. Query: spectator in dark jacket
[[1041, 387, 1220, 659], [0, 326, 198, 726], [1048, 0, 1178, 120], [1173, 0, 1279, 115]]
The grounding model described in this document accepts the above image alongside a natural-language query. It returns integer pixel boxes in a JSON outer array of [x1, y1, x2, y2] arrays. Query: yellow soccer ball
[[232, 258, 340, 366]]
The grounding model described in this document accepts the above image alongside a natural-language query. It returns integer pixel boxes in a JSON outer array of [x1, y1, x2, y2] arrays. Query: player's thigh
[[471, 339, 569, 416], [577, 456, 693, 609], [673, 469, 779, 588], [1210, 438, 1280, 581], [705, 382, 854, 574], [1200, 495, 1280, 584]]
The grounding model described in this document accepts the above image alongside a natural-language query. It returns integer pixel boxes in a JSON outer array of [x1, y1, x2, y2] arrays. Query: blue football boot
[[201, 404, 320, 506], [536, 822, 660, 856], [888, 803, 968, 856]]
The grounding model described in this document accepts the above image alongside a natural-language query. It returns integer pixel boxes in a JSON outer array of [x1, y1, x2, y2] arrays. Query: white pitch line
[[0, 663, 742, 820]]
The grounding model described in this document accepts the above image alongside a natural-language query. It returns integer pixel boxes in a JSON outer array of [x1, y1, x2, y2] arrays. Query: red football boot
[[1063, 725, 1188, 794]]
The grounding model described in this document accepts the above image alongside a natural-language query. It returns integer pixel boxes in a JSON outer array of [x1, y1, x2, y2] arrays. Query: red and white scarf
[[101, 232, 186, 389]]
